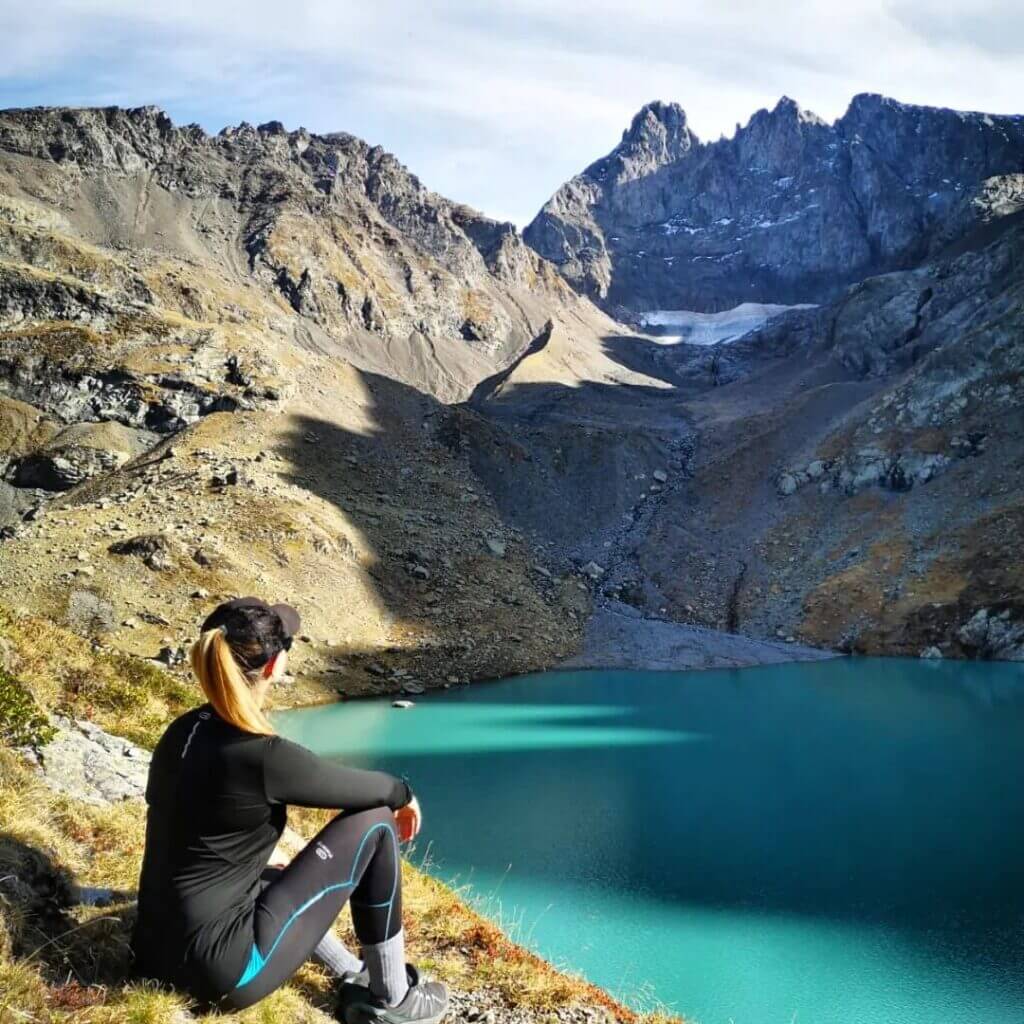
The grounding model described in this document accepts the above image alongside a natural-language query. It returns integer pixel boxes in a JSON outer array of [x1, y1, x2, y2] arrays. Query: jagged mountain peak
[[582, 99, 697, 184], [738, 96, 830, 150], [622, 100, 692, 140], [0, 104, 497, 237], [763, 94, 827, 126], [524, 91, 1024, 310]]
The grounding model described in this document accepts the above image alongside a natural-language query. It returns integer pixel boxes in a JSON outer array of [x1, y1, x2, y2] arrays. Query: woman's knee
[[331, 805, 395, 832], [318, 805, 396, 852]]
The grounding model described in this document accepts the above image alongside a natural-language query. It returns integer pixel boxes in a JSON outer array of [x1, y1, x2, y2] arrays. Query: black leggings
[[220, 805, 402, 1011]]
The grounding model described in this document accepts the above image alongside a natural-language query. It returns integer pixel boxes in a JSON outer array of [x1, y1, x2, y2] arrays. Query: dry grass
[[0, 607, 196, 748], [461, 289, 492, 326], [0, 608, 673, 1023], [800, 535, 911, 646], [0, 755, 652, 1024]]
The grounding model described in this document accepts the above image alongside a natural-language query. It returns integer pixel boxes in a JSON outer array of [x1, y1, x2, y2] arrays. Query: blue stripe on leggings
[[235, 820, 399, 989]]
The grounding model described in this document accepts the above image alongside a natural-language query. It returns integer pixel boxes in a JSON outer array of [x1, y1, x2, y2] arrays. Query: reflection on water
[[279, 658, 1024, 1024]]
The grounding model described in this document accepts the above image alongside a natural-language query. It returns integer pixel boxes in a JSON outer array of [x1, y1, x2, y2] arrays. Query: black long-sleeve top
[[130, 703, 411, 994]]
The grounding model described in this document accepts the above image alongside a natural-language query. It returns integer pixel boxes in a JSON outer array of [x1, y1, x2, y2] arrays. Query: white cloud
[[4, 1, 1023, 224]]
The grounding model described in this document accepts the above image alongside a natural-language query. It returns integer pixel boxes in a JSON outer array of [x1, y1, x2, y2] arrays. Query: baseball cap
[[201, 596, 301, 639]]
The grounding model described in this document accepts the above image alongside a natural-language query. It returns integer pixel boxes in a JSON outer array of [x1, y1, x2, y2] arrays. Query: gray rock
[[564, 600, 837, 671], [958, 608, 1024, 660], [777, 474, 798, 496], [109, 532, 177, 570], [24, 716, 150, 805], [65, 589, 115, 634], [192, 547, 216, 567], [156, 645, 185, 666]]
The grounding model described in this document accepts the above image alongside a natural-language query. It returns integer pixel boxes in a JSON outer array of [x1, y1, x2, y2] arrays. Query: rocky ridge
[[525, 94, 1024, 312], [1, 105, 617, 402]]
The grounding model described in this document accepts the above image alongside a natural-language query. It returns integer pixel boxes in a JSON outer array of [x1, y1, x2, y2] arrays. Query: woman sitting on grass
[[130, 597, 448, 1024]]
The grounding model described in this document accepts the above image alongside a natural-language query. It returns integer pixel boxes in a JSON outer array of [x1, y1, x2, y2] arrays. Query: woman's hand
[[268, 842, 291, 868], [394, 795, 422, 844]]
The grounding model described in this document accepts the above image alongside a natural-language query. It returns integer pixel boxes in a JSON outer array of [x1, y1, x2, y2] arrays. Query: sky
[[3, 1, 1023, 226]]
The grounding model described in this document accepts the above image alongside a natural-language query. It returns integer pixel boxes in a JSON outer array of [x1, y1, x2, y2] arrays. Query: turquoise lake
[[278, 658, 1024, 1024]]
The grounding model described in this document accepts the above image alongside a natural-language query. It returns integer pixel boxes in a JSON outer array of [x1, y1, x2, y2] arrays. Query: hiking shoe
[[340, 964, 449, 1024], [336, 974, 371, 1023], [335, 964, 403, 1022]]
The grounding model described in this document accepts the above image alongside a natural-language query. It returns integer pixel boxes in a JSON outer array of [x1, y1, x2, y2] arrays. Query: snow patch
[[640, 302, 816, 346], [754, 204, 820, 229], [660, 220, 702, 236]]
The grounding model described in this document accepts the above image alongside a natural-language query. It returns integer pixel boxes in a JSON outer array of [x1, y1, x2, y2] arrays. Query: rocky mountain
[[0, 99, 1021, 688], [449, 207, 1024, 661], [0, 105, 646, 696], [0, 105, 624, 402], [524, 94, 1024, 312]]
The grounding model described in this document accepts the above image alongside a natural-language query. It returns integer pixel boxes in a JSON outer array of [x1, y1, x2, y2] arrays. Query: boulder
[[23, 715, 150, 805], [109, 533, 177, 571], [777, 474, 798, 496]]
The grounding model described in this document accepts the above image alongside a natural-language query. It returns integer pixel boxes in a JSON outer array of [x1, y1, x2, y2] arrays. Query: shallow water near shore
[[278, 658, 1024, 1024]]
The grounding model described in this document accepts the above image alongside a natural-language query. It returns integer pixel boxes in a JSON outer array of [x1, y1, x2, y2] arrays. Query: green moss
[[58, 652, 196, 747], [104, 652, 194, 709], [0, 668, 55, 749]]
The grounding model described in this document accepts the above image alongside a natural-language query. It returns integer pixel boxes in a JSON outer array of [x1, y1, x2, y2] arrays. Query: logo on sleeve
[[181, 712, 210, 759]]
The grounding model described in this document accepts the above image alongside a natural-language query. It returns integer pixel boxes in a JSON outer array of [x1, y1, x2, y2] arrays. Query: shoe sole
[[342, 1000, 449, 1024]]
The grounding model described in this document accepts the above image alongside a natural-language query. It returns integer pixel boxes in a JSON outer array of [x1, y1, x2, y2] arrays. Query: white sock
[[362, 931, 409, 1006], [313, 929, 365, 978]]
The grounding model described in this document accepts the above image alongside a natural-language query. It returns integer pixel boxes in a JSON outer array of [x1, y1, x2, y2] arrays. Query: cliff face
[[524, 94, 1024, 312]]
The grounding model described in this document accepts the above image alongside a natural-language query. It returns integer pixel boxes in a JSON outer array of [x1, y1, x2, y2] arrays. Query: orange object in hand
[[394, 795, 422, 843]]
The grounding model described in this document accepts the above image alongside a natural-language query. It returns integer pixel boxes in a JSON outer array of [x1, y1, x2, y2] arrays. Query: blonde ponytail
[[190, 628, 275, 735]]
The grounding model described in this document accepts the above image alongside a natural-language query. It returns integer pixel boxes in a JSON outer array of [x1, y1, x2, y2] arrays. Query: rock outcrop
[[23, 715, 150, 805], [525, 94, 1024, 312]]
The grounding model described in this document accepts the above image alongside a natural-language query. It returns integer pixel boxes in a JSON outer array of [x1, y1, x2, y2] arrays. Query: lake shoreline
[[562, 599, 838, 672]]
